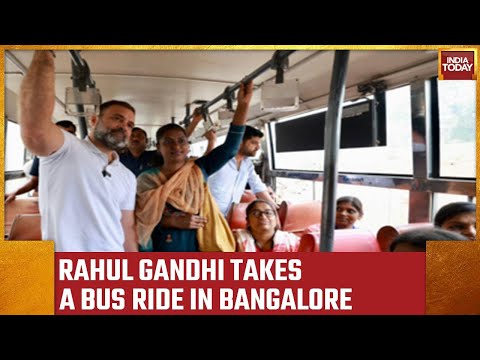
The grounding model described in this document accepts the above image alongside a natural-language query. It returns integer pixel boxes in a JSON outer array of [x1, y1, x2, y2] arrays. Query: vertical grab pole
[[320, 50, 350, 252]]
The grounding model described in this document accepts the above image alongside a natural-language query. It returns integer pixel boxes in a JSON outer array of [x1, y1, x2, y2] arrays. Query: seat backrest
[[227, 202, 250, 230], [8, 214, 42, 240], [278, 200, 322, 235], [4, 198, 40, 238], [298, 228, 380, 252], [240, 190, 257, 203], [376, 222, 433, 251]]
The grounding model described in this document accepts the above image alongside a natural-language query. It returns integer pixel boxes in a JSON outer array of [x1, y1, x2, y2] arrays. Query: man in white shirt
[[208, 125, 276, 217], [19, 50, 138, 252]]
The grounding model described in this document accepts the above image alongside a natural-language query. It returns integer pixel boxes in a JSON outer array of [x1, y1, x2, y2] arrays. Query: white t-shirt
[[38, 131, 136, 251]]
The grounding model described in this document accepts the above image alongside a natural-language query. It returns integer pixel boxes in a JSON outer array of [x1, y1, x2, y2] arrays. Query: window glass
[[5, 121, 26, 172], [272, 86, 412, 175], [432, 193, 474, 221], [276, 177, 409, 234], [437, 80, 476, 178]]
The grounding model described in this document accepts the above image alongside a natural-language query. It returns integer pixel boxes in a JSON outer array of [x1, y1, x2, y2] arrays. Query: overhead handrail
[[69, 50, 97, 90], [180, 50, 296, 125], [67, 50, 101, 138]]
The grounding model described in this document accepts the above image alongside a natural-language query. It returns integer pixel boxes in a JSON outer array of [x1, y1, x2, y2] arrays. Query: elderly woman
[[434, 201, 476, 240], [235, 199, 300, 252], [335, 196, 364, 229], [135, 81, 253, 252]]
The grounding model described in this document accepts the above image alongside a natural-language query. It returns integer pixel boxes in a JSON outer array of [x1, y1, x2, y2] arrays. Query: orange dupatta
[[135, 159, 235, 251]]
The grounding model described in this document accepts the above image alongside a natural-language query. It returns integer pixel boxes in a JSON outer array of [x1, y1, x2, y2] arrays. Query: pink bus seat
[[227, 202, 250, 230], [240, 190, 257, 203], [278, 200, 322, 235], [376, 223, 433, 251], [298, 228, 380, 252]]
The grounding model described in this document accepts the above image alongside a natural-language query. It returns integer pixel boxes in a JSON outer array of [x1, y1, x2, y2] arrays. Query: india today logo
[[438, 49, 477, 80]]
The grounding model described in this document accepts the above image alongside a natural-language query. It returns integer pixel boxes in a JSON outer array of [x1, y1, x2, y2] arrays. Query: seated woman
[[135, 81, 253, 252], [297, 196, 364, 237], [390, 228, 468, 252], [434, 201, 476, 240], [335, 196, 364, 229], [234, 199, 300, 252]]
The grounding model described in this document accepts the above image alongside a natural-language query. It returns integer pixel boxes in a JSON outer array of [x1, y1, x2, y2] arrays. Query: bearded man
[[19, 50, 138, 252]]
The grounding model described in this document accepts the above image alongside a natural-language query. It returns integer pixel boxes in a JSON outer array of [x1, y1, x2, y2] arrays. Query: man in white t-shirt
[[19, 50, 138, 252]]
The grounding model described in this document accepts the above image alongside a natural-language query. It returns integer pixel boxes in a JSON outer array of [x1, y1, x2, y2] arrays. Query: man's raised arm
[[20, 50, 64, 156]]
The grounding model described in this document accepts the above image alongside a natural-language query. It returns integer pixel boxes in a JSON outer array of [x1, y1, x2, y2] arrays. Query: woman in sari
[[135, 81, 253, 252]]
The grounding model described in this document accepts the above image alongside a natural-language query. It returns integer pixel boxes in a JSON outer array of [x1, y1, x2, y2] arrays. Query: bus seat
[[278, 200, 322, 235], [5, 198, 40, 238], [376, 223, 433, 251], [240, 190, 256, 203], [7, 214, 42, 240], [298, 228, 380, 252], [227, 202, 250, 230]]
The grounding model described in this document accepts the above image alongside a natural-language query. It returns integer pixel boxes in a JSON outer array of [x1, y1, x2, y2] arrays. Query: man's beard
[[242, 149, 257, 157], [93, 123, 128, 151]]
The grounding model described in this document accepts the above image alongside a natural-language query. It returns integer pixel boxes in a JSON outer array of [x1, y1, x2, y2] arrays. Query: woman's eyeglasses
[[250, 209, 275, 218]]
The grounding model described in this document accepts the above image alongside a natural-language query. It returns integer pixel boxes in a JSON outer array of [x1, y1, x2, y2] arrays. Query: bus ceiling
[[61, 50, 298, 140], [5, 49, 438, 137]]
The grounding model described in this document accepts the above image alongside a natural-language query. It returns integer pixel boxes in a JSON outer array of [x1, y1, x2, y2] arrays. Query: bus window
[[272, 85, 412, 175], [314, 182, 409, 234], [4, 119, 32, 196], [276, 178, 316, 203], [190, 137, 214, 157], [437, 80, 476, 178], [432, 193, 475, 217], [276, 178, 410, 234], [190, 134, 226, 157], [5, 120, 26, 172], [190, 133, 265, 160]]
